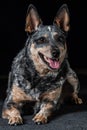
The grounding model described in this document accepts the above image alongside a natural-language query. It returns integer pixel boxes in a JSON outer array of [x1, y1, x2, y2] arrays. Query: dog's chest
[[31, 71, 65, 91], [27, 73, 65, 101]]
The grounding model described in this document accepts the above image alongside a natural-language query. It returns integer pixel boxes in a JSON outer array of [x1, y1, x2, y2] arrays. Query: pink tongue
[[48, 59, 60, 69]]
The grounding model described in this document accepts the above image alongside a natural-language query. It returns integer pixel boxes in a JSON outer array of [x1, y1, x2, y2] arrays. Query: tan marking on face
[[12, 85, 33, 103], [59, 43, 67, 64], [30, 43, 52, 76]]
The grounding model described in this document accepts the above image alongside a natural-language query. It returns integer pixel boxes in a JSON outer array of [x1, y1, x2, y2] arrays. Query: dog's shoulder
[[10, 48, 27, 73], [13, 48, 26, 64]]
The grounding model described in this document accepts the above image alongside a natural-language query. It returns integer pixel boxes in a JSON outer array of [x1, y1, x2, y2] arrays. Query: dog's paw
[[72, 93, 83, 104], [32, 113, 47, 124], [8, 116, 23, 125], [74, 97, 83, 104]]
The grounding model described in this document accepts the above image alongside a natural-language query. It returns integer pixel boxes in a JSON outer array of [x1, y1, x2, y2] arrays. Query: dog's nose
[[52, 49, 60, 58]]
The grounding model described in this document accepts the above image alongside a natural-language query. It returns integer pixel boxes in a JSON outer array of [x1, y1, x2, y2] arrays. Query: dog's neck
[[37, 68, 58, 77], [35, 59, 67, 77]]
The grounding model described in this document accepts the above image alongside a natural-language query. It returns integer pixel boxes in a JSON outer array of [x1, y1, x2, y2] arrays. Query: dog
[[2, 4, 83, 125]]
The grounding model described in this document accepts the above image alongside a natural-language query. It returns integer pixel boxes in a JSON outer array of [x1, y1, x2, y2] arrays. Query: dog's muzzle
[[52, 49, 60, 59], [39, 50, 60, 70]]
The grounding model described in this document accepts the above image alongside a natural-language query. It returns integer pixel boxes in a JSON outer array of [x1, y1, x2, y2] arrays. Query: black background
[[0, 2, 87, 128], [0, 0, 87, 75]]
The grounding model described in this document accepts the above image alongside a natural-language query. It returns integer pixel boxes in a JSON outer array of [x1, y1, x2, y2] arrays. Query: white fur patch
[[48, 26, 51, 31]]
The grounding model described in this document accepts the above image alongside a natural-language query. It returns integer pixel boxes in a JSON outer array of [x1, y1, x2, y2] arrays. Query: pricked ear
[[25, 4, 42, 33], [54, 4, 70, 32]]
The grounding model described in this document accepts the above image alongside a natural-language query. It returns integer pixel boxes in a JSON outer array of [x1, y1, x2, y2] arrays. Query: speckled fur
[[2, 4, 83, 125]]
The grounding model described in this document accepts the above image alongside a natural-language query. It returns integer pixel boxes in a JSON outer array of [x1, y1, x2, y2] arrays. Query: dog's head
[[25, 4, 70, 75]]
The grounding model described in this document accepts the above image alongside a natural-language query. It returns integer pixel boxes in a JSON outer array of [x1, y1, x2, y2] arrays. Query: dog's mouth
[[39, 52, 60, 70]]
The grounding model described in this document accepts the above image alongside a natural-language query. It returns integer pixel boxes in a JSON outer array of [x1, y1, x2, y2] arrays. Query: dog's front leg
[[66, 68, 83, 104], [33, 86, 63, 124], [33, 102, 54, 124], [2, 104, 23, 125], [2, 74, 33, 125]]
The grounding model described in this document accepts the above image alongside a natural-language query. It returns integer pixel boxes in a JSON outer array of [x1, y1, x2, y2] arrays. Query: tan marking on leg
[[40, 87, 62, 101], [72, 93, 83, 104], [67, 75, 79, 91], [12, 85, 33, 103], [67, 73, 83, 104], [33, 87, 62, 124], [33, 103, 53, 124], [33, 113, 47, 124], [2, 106, 23, 125]]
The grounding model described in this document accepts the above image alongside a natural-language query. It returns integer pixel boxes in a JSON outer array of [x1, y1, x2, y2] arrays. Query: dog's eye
[[37, 37, 46, 44], [58, 36, 65, 43], [55, 35, 65, 44]]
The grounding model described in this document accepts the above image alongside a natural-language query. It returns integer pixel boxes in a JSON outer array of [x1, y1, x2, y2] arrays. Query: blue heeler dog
[[2, 4, 83, 125]]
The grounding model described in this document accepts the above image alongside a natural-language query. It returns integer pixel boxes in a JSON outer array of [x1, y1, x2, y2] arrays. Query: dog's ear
[[25, 4, 42, 33], [54, 4, 70, 32]]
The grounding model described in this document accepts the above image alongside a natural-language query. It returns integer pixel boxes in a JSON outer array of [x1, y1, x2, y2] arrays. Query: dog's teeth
[[44, 56, 48, 61]]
